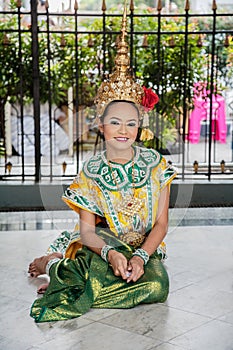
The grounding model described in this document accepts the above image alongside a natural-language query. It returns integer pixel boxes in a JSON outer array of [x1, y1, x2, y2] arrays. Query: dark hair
[[100, 100, 140, 123]]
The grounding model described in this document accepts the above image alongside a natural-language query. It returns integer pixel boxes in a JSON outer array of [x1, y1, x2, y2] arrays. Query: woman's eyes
[[109, 120, 137, 127], [109, 120, 120, 125], [127, 122, 137, 127]]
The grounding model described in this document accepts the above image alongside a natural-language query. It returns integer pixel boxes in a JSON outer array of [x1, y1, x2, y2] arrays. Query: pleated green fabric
[[30, 229, 169, 323]]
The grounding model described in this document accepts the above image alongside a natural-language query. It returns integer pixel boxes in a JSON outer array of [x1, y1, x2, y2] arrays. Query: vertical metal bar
[[204, 48, 211, 164], [129, 3, 134, 70], [182, 6, 189, 181], [180, 46, 184, 165], [213, 46, 220, 163], [45, 4, 53, 181], [17, 4, 25, 181], [74, 4, 79, 174], [156, 5, 162, 151], [186, 44, 192, 164], [102, 4, 106, 75], [208, 5, 217, 181], [31, 0, 41, 182], [160, 46, 165, 150]]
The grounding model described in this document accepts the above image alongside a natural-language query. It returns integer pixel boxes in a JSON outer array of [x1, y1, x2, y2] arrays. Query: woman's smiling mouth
[[114, 137, 129, 142]]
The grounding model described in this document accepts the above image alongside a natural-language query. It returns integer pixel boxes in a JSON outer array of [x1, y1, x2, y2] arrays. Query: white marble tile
[[0, 230, 58, 303], [98, 304, 211, 342], [0, 336, 33, 350], [167, 281, 233, 318], [166, 226, 233, 293], [0, 305, 93, 350], [199, 269, 233, 293], [169, 266, 233, 294], [82, 307, 122, 322], [0, 265, 49, 303], [150, 343, 185, 350], [168, 270, 202, 293], [218, 310, 233, 325], [170, 319, 233, 350], [0, 220, 232, 350], [0, 294, 29, 314], [0, 230, 59, 260], [31, 322, 161, 350]]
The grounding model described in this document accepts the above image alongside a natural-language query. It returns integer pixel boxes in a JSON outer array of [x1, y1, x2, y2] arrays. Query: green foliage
[[132, 18, 206, 123], [0, 6, 232, 148]]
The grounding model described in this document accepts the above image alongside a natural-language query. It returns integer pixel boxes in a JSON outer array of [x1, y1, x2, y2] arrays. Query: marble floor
[[0, 208, 233, 350]]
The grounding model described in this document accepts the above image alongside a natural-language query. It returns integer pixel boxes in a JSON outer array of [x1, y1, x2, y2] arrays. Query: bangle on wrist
[[101, 245, 115, 262], [132, 248, 149, 265], [45, 257, 61, 275]]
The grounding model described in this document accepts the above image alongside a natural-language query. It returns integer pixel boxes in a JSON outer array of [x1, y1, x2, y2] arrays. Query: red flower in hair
[[142, 86, 159, 111]]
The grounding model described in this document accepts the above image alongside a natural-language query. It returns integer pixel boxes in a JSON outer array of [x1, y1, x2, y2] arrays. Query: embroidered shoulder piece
[[157, 157, 178, 190], [83, 146, 162, 191]]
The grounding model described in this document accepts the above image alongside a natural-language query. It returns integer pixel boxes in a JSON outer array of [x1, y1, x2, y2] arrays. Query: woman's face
[[99, 101, 140, 152]]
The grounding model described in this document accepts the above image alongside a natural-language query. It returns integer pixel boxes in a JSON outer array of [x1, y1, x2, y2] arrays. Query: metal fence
[[0, 0, 233, 182]]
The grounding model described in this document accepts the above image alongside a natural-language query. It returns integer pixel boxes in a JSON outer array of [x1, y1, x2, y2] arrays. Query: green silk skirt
[[30, 229, 169, 323]]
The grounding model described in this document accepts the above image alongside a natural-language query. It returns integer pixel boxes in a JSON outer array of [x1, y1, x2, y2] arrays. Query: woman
[[29, 99, 176, 322], [28, 4, 177, 322]]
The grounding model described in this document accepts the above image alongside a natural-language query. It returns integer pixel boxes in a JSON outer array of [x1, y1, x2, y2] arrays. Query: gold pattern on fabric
[[31, 246, 109, 322], [93, 254, 169, 309], [62, 147, 177, 240], [65, 238, 83, 259], [32, 147, 177, 322], [83, 146, 162, 190], [47, 147, 177, 262], [30, 230, 169, 323]]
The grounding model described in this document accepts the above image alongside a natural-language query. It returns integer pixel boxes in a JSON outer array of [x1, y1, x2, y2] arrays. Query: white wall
[[191, 0, 233, 13], [22, 0, 76, 12]]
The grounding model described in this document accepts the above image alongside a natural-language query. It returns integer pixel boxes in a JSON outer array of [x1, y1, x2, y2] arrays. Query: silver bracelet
[[132, 248, 149, 265], [101, 245, 115, 262], [45, 258, 61, 275]]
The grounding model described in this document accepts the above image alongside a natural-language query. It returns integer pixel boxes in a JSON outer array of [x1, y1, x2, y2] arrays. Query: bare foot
[[37, 283, 49, 294], [28, 252, 63, 277]]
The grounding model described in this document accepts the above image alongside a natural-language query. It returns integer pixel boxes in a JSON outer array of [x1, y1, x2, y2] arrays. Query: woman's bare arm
[[127, 186, 170, 283], [79, 209, 106, 254], [79, 209, 128, 279], [141, 185, 170, 255]]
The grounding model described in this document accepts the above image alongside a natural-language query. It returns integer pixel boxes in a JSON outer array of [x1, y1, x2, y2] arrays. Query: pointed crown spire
[[94, 0, 144, 118]]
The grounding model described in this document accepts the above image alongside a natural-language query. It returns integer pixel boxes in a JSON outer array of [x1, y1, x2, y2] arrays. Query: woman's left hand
[[126, 255, 144, 283]]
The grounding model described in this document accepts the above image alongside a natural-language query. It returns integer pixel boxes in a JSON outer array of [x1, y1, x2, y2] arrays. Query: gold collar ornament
[[107, 153, 144, 218], [107, 152, 146, 248], [94, 1, 159, 141]]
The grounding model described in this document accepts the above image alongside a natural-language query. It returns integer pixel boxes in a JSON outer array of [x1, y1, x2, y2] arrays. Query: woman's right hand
[[107, 250, 128, 280]]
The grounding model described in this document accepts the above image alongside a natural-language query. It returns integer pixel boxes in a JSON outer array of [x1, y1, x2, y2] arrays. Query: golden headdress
[[94, 0, 158, 141]]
